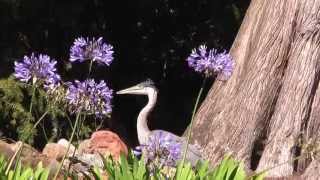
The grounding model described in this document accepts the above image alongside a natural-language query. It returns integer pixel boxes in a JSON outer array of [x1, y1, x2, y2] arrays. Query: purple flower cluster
[[13, 36, 115, 119], [14, 53, 61, 87], [187, 45, 234, 80], [141, 131, 182, 167], [70, 37, 114, 66], [66, 79, 113, 118]]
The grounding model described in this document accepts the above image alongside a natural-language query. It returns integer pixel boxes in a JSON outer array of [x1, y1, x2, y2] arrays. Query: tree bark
[[190, 0, 320, 177], [297, 59, 320, 173], [301, 160, 320, 180], [257, 1, 320, 175]]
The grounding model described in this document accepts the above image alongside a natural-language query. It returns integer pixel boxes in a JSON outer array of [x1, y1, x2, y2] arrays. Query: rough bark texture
[[190, 0, 320, 177], [296, 50, 320, 176], [257, 1, 320, 176], [301, 160, 320, 180]]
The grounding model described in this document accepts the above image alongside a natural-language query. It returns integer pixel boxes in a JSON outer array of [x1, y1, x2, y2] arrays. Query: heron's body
[[150, 130, 202, 166], [117, 80, 202, 166]]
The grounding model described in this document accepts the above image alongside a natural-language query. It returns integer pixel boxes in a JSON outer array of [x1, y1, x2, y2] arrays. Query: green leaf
[[92, 166, 102, 180], [101, 154, 116, 180], [211, 155, 230, 179], [20, 168, 33, 179], [135, 157, 147, 180], [34, 162, 44, 179], [8, 171, 13, 180], [210, 155, 247, 180], [195, 160, 209, 179], [175, 162, 195, 180], [13, 162, 22, 180], [251, 171, 267, 180], [40, 169, 49, 180], [229, 163, 246, 180]]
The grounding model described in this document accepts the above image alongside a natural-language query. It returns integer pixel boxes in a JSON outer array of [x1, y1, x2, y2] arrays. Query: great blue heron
[[117, 79, 202, 166]]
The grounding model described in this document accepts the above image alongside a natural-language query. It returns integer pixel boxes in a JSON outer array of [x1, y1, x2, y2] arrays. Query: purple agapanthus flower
[[66, 79, 113, 118], [70, 37, 114, 66], [14, 53, 61, 87], [186, 45, 234, 80], [140, 131, 182, 167]]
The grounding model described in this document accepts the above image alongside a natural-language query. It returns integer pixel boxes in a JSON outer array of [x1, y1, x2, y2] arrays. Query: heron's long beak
[[116, 85, 142, 95]]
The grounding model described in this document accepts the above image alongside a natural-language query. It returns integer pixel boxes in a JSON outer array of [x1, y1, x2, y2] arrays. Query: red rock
[[87, 130, 128, 160]]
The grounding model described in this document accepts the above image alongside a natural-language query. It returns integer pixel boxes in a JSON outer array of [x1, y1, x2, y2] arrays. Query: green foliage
[[97, 153, 148, 180], [0, 77, 35, 143], [175, 162, 195, 180], [210, 155, 246, 180], [0, 76, 103, 146], [94, 152, 266, 180], [0, 151, 265, 180], [0, 155, 49, 180]]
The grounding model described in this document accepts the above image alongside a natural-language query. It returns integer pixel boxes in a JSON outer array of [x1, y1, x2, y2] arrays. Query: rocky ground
[[0, 130, 128, 179]]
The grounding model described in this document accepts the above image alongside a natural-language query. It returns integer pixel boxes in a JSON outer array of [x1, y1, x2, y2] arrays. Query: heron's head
[[116, 79, 158, 95]]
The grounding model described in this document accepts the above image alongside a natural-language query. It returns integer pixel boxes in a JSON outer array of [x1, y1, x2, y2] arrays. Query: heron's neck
[[137, 90, 157, 145]]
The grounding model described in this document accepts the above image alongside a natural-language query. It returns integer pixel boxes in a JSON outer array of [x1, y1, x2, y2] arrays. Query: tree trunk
[[190, 0, 320, 177], [301, 161, 320, 180], [297, 61, 320, 173], [257, 1, 320, 175]]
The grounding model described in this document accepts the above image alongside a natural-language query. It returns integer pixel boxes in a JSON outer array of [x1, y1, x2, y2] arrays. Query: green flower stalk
[[181, 78, 207, 166], [8, 53, 62, 174], [53, 112, 81, 180], [182, 44, 234, 166]]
